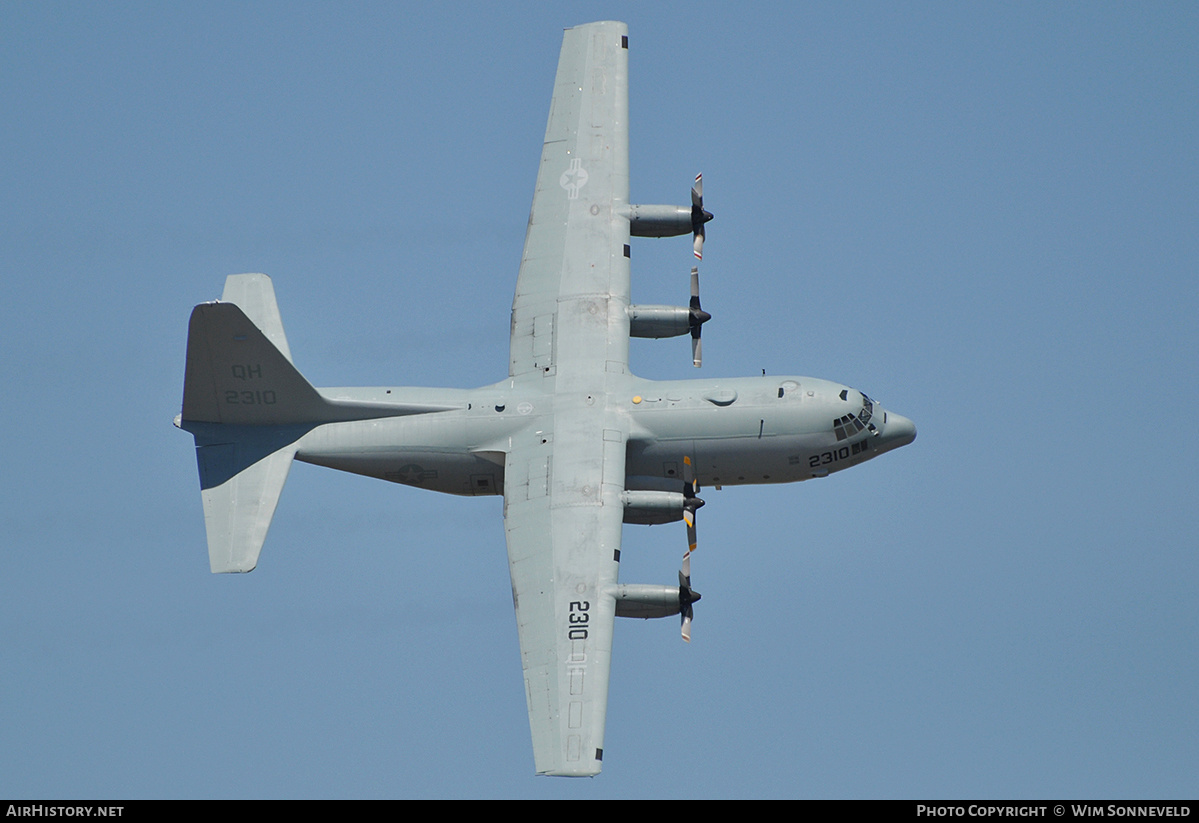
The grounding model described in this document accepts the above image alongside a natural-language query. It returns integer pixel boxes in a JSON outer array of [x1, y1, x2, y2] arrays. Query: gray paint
[[177, 20, 915, 778]]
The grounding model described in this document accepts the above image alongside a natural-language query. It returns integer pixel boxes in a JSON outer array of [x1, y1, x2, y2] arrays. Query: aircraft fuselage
[[294, 374, 916, 498]]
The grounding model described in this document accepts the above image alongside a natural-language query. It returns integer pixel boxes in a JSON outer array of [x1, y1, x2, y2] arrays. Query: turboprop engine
[[612, 578, 701, 620], [621, 490, 690, 525], [618, 456, 705, 641]]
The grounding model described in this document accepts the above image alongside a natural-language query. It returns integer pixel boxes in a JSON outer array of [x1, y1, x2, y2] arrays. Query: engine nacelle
[[621, 490, 686, 525], [628, 204, 692, 238], [610, 584, 683, 619], [627, 305, 692, 339]]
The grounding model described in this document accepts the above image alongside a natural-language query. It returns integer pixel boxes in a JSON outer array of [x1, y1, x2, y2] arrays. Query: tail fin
[[178, 274, 313, 572], [182, 274, 453, 426], [182, 280, 329, 427], [219, 272, 294, 363], [179, 274, 461, 573]]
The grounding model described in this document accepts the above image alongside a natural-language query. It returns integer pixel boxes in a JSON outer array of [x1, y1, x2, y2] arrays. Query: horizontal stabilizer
[[199, 440, 297, 573]]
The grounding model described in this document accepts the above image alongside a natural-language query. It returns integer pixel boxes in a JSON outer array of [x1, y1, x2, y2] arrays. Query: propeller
[[691, 174, 713, 260], [679, 570, 701, 643], [689, 266, 711, 368], [680, 455, 704, 641]]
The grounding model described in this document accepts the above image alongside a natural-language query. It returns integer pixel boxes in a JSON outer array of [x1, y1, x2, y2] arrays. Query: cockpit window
[[833, 393, 876, 441], [833, 413, 862, 441]]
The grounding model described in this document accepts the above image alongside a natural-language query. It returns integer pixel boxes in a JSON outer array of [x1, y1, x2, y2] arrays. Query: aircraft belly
[[627, 431, 844, 487], [693, 434, 814, 486], [293, 412, 514, 496], [296, 448, 502, 496]]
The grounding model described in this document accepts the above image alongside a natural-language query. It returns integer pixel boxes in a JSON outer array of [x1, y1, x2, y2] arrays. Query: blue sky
[[2, 1, 1196, 799]]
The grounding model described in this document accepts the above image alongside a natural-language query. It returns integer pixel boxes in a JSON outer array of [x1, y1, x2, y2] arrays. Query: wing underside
[[503, 21, 632, 777], [509, 21, 630, 379], [504, 436, 625, 776]]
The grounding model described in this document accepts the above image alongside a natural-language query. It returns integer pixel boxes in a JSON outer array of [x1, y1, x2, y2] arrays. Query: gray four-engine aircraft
[[176, 21, 916, 777]]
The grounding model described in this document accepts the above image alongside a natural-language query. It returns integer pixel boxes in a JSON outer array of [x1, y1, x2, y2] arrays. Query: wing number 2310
[[568, 600, 589, 640]]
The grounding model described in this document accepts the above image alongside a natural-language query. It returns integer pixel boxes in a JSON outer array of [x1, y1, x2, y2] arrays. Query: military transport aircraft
[[176, 20, 916, 777]]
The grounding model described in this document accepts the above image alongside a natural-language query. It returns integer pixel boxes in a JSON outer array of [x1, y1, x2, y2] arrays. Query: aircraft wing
[[503, 21, 631, 776], [509, 20, 630, 378], [503, 433, 625, 776]]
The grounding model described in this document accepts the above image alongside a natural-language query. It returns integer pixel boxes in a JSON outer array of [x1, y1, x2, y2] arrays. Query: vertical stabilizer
[[221, 273, 293, 364]]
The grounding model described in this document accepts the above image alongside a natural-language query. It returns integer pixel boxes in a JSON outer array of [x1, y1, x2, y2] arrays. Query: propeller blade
[[690, 174, 713, 260], [680, 456, 703, 640], [688, 267, 710, 368], [678, 570, 701, 643], [683, 510, 696, 579], [682, 454, 698, 497]]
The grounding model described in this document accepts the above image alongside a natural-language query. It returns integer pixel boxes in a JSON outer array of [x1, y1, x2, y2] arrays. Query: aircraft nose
[[883, 413, 917, 449]]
